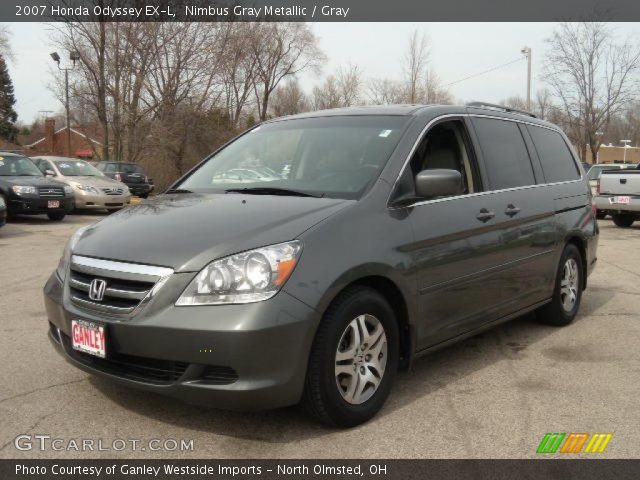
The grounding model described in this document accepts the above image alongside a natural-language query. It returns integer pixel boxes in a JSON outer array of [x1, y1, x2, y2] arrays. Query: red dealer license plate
[[47, 200, 60, 208], [614, 196, 630, 204], [71, 320, 106, 358]]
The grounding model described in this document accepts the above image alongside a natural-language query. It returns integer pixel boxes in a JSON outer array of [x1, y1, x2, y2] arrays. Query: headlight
[[176, 241, 302, 306], [56, 225, 92, 281], [75, 184, 98, 194], [63, 185, 73, 195], [11, 185, 37, 195], [0, 196, 5, 207]]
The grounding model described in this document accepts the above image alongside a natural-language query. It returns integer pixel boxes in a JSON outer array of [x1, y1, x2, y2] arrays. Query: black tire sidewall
[[315, 289, 399, 427], [612, 214, 634, 228]]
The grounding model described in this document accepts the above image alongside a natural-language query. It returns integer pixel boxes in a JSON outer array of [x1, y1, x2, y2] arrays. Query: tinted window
[[105, 163, 116, 173], [527, 126, 579, 183], [472, 118, 535, 190]]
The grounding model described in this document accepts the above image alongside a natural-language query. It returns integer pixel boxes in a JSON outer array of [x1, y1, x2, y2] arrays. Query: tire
[[47, 212, 66, 221], [0, 194, 12, 221], [536, 244, 583, 326], [611, 213, 634, 228], [595, 211, 606, 220], [138, 193, 148, 199], [302, 286, 399, 427], [107, 208, 121, 214]]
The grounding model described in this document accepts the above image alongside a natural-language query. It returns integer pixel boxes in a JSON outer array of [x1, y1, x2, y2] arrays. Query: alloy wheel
[[560, 258, 579, 312], [335, 314, 388, 405]]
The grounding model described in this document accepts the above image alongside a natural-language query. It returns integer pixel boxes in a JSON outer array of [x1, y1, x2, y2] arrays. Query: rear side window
[[527, 126, 580, 183], [472, 117, 535, 190]]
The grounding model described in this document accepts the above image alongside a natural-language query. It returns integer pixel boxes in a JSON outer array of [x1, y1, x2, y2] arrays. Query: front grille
[[38, 187, 65, 198], [61, 333, 188, 384], [101, 187, 125, 195], [68, 255, 173, 316]]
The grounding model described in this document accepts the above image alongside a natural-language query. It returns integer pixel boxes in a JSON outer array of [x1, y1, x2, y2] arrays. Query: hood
[[63, 176, 126, 188], [74, 193, 352, 272], [1, 176, 66, 188]]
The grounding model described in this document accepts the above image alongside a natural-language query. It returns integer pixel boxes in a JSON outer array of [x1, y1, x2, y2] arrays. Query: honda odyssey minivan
[[44, 103, 598, 427]]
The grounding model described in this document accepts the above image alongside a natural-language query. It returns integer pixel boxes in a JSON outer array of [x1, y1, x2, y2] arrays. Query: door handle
[[505, 204, 521, 217], [476, 208, 495, 222]]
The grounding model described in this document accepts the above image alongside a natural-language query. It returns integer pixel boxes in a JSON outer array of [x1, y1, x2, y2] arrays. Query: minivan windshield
[[178, 115, 410, 200], [54, 159, 103, 177], [0, 155, 43, 176]]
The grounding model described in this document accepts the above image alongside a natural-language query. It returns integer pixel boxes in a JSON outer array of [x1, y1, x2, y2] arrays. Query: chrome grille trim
[[101, 187, 125, 195], [68, 255, 173, 317], [71, 255, 173, 278], [38, 187, 65, 198], [68, 277, 147, 300]]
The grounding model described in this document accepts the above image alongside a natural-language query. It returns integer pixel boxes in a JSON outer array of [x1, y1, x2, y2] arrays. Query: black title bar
[[4, 0, 640, 22]]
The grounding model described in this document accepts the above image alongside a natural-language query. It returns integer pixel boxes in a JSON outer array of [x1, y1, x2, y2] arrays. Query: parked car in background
[[95, 161, 154, 198], [595, 168, 640, 227], [31, 156, 131, 213], [0, 194, 6, 228], [0, 152, 74, 221], [44, 104, 598, 427], [587, 163, 637, 218]]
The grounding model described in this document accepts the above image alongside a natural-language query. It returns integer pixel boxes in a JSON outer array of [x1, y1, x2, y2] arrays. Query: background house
[[21, 119, 102, 159]]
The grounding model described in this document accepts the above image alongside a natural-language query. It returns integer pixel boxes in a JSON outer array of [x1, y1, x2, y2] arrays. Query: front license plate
[[614, 196, 630, 204], [71, 320, 106, 358], [48, 200, 60, 208]]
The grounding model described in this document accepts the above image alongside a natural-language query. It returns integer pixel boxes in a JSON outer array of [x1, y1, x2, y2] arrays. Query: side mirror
[[45, 169, 56, 177], [415, 169, 462, 198]]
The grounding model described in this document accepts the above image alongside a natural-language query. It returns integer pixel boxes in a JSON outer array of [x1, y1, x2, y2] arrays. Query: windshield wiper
[[166, 188, 193, 194], [225, 187, 324, 198]]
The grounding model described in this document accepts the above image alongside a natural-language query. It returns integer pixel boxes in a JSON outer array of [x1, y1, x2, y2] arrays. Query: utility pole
[[521, 47, 532, 111], [50, 51, 80, 156]]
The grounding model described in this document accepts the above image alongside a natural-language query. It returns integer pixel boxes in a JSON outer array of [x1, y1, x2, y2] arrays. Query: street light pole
[[521, 47, 532, 111], [50, 51, 79, 157]]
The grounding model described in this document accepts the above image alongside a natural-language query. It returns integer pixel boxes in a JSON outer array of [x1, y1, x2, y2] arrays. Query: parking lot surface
[[1, 214, 639, 459]]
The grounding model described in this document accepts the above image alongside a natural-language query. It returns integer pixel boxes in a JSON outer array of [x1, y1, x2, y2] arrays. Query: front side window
[[178, 116, 410, 200], [472, 117, 536, 190], [54, 159, 103, 177], [408, 120, 477, 195], [0, 155, 43, 177], [527, 126, 580, 183], [119, 164, 144, 174]]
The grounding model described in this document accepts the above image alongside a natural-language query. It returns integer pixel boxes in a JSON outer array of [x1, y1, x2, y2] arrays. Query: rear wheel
[[536, 243, 583, 326], [302, 287, 399, 427], [611, 213, 634, 228], [47, 212, 66, 221]]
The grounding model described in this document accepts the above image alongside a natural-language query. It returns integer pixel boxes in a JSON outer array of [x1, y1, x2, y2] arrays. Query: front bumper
[[595, 194, 640, 214], [126, 183, 154, 196], [8, 196, 74, 215], [74, 192, 131, 210], [43, 272, 319, 411]]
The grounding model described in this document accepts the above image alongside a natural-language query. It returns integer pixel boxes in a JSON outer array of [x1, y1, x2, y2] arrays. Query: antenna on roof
[[465, 101, 537, 118]]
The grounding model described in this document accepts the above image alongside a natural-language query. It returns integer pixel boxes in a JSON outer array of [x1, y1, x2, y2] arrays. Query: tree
[[312, 64, 363, 110], [405, 30, 430, 103], [270, 78, 309, 117], [0, 25, 13, 62], [545, 22, 640, 161], [251, 23, 324, 120], [0, 55, 18, 143]]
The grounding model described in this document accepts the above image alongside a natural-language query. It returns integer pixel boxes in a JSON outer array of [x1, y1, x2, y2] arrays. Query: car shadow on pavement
[[88, 289, 612, 442]]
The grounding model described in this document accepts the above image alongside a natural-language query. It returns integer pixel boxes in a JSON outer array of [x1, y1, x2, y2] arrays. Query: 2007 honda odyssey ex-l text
[[44, 103, 598, 427]]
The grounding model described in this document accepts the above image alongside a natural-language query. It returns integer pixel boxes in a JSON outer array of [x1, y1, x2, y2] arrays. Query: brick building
[[584, 144, 640, 165], [23, 119, 103, 159]]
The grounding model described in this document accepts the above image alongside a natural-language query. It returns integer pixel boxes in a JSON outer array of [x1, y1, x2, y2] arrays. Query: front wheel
[[302, 286, 399, 427], [536, 244, 583, 326], [611, 213, 635, 228], [47, 212, 66, 221]]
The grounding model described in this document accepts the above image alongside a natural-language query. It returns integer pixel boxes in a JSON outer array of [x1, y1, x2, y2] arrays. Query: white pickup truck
[[595, 167, 640, 227]]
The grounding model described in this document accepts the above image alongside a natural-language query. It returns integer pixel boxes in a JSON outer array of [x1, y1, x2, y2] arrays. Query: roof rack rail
[[465, 101, 537, 119]]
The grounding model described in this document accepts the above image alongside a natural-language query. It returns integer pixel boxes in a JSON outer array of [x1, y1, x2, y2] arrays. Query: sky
[[4, 22, 640, 124]]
